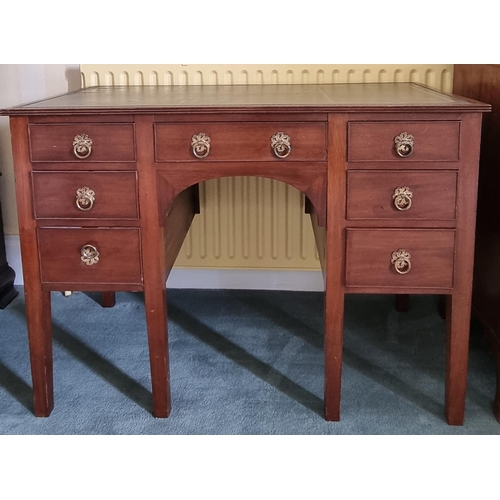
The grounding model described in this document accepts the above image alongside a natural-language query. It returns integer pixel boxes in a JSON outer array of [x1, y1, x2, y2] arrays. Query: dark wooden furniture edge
[[453, 64, 500, 424]]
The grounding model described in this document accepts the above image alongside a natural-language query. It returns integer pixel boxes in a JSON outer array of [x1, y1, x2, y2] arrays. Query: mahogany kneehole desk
[[1, 83, 490, 425]]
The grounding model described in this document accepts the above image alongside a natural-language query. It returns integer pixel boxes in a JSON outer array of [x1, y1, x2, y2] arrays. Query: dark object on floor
[[0, 182, 18, 309]]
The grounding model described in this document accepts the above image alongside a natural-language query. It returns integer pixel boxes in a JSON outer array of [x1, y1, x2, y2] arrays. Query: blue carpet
[[0, 288, 498, 434]]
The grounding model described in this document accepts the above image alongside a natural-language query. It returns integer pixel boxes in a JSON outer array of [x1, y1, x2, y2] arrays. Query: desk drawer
[[38, 228, 142, 285], [346, 171, 457, 220], [32, 172, 139, 220], [29, 124, 136, 163], [347, 121, 460, 163], [154, 122, 326, 162], [345, 229, 455, 289]]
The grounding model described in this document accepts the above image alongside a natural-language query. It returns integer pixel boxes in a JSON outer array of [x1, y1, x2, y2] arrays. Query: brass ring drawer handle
[[81, 244, 99, 266], [75, 186, 95, 211], [391, 249, 411, 274], [191, 132, 211, 159], [73, 134, 93, 159], [392, 186, 413, 211], [271, 132, 292, 158], [394, 132, 414, 158]]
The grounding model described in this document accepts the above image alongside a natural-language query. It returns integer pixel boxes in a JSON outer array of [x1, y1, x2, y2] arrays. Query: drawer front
[[347, 121, 460, 162], [29, 124, 136, 162], [346, 171, 457, 220], [32, 172, 139, 220], [38, 228, 142, 285], [154, 122, 326, 162], [345, 229, 455, 288]]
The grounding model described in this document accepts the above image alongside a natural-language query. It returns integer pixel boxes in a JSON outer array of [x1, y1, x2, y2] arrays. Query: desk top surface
[[1, 83, 490, 115]]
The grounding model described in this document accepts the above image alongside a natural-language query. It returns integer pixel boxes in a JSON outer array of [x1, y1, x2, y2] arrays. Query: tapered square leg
[[445, 294, 471, 425], [25, 288, 54, 417], [323, 113, 348, 422], [136, 115, 171, 418], [143, 286, 171, 418], [324, 291, 344, 421]]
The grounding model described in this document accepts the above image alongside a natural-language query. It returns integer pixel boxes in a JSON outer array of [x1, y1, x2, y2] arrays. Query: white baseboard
[[5, 235, 324, 291], [167, 268, 324, 291]]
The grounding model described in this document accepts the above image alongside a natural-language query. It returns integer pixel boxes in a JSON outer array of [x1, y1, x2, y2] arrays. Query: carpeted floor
[[0, 287, 498, 434]]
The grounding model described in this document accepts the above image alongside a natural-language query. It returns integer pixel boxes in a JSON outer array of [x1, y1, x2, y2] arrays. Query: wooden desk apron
[[0, 83, 490, 424]]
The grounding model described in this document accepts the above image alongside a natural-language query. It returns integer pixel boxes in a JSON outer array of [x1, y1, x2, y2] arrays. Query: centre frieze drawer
[[154, 122, 326, 162], [345, 229, 455, 289], [346, 170, 457, 220], [37, 228, 142, 285], [32, 171, 139, 220]]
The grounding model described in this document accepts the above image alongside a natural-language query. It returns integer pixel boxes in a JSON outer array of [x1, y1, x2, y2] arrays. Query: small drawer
[[32, 171, 139, 220], [38, 228, 142, 285], [345, 229, 455, 289], [347, 121, 460, 163], [154, 122, 326, 162], [28, 124, 136, 162], [346, 171, 457, 220]]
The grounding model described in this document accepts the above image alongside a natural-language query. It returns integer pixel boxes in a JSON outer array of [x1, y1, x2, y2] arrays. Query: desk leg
[[25, 287, 53, 417], [141, 241, 171, 419], [324, 113, 347, 421], [324, 285, 344, 421], [310, 205, 343, 421], [445, 294, 471, 425], [9, 116, 54, 416], [101, 292, 116, 308], [395, 294, 410, 312], [136, 115, 171, 418], [142, 225, 171, 418], [144, 278, 171, 418]]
